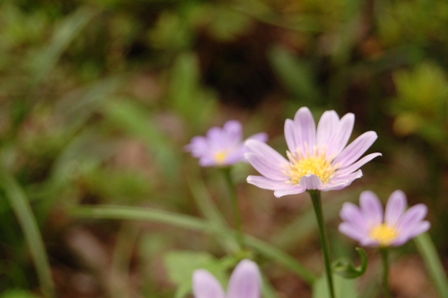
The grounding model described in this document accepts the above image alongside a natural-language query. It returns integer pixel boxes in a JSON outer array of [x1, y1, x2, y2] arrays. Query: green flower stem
[[415, 233, 448, 298], [380, 248, 391, 298], [0, 170, 55, 298], [309, 190, 335, 298], [221, 168, 246, 251]]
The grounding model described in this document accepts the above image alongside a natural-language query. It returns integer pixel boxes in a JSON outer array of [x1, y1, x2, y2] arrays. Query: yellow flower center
[[370, 224, 399, 246], [286, 150, 335, 184], [214, 151, 228, 164]]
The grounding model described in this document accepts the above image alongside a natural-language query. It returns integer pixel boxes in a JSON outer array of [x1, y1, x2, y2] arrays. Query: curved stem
[[221, 168, 246, 251], [309, 190, 335, 298], [380, 248, 391, 298]]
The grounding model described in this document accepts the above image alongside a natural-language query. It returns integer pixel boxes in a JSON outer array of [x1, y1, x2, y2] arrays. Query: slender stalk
[[221, 167, 246, 251], [309, 190, 335, 298], [0, 171, 55, 298], [380, 248, 391, 298], [415, 233, 448, 298]]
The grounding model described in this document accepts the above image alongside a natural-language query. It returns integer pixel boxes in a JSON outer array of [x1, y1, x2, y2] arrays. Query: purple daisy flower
[[192, 259, 261, 298], [339, 190, 430, 247], [244, 107, 381, 197], [186, 120, 268, 167]]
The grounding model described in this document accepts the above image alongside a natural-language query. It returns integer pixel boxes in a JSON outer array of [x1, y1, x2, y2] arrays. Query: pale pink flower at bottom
[[339, 190, 430, 247], [193, 259, 261, 298]]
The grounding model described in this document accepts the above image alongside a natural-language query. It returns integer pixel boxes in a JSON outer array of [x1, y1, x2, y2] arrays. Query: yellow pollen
[[214, 151, 228, 164], [287, 151, 335, 184], [370, 224, 399, 246]]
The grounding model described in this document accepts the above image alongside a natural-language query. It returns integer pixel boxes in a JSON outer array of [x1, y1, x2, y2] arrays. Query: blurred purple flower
[[245, 107, 381, 197], [193, 259, 261, 298], [339, 190, 430, 247], [185, 120, 268, 167]]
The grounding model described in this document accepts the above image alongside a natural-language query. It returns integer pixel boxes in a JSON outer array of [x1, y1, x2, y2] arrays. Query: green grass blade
[[72, 205, 317, 284], [31, 6, 97, 84], [73, 205, 208, 231], [0, 171, 55, 298], [415, 233, 448, 298]]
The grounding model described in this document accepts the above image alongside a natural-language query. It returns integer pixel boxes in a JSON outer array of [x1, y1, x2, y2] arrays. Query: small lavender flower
[[192, 259, 261, 298], [339, 190, 430, 247], [245, 107, 381, 197], [186, 120, 268, 167]]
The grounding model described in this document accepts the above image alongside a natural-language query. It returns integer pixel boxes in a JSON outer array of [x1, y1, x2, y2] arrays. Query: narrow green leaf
[[168, 53, 217, 129], [415, 233, 448, 298], [72, 205, 318, 284], [0, 289, 39, 298], [0, 171, 55, 298], [73, 205, 208, 231], [313, 273, 358, 298], [31, 6, 97, 84]]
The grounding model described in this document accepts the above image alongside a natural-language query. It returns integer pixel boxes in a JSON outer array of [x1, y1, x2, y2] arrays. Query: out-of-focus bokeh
[[0, 0, 447, 297]]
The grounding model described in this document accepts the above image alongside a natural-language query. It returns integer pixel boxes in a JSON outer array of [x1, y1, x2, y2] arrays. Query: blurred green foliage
[[0, 0, 447, 297], [391, 62, 448, 149]]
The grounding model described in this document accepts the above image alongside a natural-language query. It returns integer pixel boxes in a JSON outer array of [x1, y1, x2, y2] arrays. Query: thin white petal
[[339, 222, 367, 242], [285, 119, 298, 152], [327, 113, 354, 157], [323, 170, 363, 191], [394, 221, 430, 246], [244, 140, 288, 180], [317, 110, 339, 147], [340, 203, 369, 231], [207, 127, 225, 149], [226, 149, 247, 164], [333, 131, 378, 166], [384, 190, 407, 226], [396, 204, 428, 232], [193, 269, 225, 298], [320, 181, 352, 191], [359, 191, 383, 227], [223, 120, 243, 146], [360, 238, 381, 247], [336, 153, 381, 176], [227, 259, 261, 298], [247, 132, 268, 143], [246, 175, 290, 191], [293, 107, 316, 152], [199, 156, 220, 167], [186, 136, 210, 157], [273, 185, 306, 197], [300, 175, 322, 190], [245, 140, 288, 166], [245, 153, 286, 180]]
